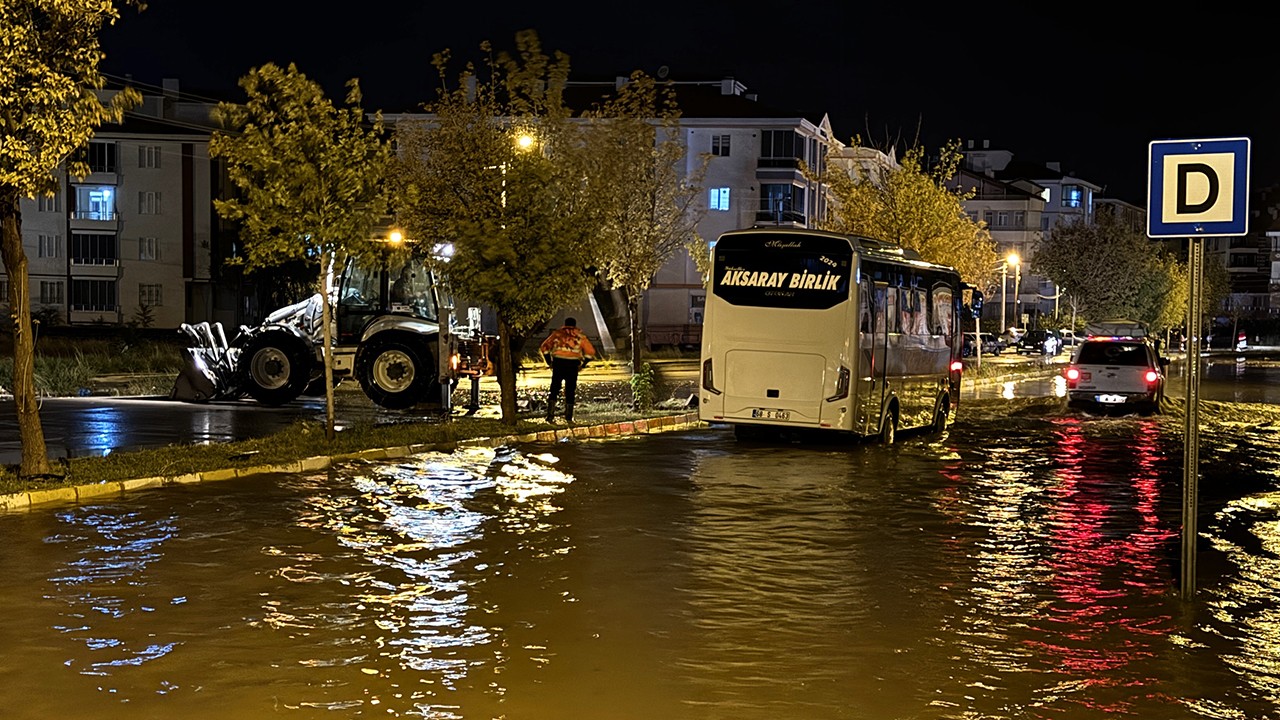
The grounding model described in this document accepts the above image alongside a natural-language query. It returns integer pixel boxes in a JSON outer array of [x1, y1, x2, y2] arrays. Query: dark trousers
[[547, 358, 581, 420]]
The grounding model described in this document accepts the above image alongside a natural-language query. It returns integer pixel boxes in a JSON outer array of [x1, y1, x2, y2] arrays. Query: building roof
[[564, 76, 830, 127]]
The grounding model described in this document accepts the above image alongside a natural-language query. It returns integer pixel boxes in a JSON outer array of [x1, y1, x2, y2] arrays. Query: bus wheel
[[932, 402, 949, 433], [879, 407, 897, 445]]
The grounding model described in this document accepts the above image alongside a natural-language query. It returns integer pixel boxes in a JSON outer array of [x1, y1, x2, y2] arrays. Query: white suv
[[1065, 336, 1168, 414]]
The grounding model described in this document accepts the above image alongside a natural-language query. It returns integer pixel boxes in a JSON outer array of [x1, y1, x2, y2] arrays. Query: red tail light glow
[[950, 360, 963, 372], [1066, 367, 1080, 381], [1145, 370, 1159, 383]]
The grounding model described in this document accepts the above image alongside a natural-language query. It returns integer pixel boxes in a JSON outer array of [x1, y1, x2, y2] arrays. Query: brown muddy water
[[2, 395, 1280, 719]]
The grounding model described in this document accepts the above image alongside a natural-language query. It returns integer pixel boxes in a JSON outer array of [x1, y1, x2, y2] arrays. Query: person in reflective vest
[[539, 317, 597, 423]]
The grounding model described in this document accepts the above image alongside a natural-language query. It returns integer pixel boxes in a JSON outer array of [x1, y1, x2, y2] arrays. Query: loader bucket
[[170, 348, 218, 402]]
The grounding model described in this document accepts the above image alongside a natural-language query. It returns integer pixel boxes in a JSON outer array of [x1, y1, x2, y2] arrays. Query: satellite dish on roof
[[657, 65, 669, 79]]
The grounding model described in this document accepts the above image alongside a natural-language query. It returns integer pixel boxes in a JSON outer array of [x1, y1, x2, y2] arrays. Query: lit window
[[74, 185, 116, 220], [709, 187, 730, 211], [1062, 184, 1083, 208]]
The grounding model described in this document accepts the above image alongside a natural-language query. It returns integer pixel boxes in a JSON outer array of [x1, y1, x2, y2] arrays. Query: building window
[[37, 194, 61, 213], [0, 280, 8, 302], [85, 141, 117, 173], [711, 134, 730, 157], [71, 233, 118, 265], [983, 211, 994, 227], [138, 191, 162, 215], [709, 187, 730, 211], [996, 211, 1009, 227], [139, 236, 158, 261], [37, 234, 61, 258], [138, 145, 162, 168], [39, 281, 64, 305], [758, 184, 805, 223], [1041, 216, 1050, 231], [1062, 184, 1083, 208], [1014, 210, 1026, 228], [138, 283, 163, 307], [73, 185, 116, 220], [759, 129, 802, 168], [70, 279, 116, 311]]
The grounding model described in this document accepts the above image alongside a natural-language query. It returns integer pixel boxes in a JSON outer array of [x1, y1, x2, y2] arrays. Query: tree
[[1, 0, 141, 479], [814, 138, 999, 285], [1032, 211, 1187, 334], [580, 71, 706, 371], [210, 63, 390, 440], [393, 31, 598, 425]]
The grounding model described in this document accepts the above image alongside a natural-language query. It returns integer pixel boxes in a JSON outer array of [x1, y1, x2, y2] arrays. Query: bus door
[[856, 280, 891, 435]]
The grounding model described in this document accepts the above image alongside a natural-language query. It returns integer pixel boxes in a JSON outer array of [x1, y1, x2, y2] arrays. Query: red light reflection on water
[[1027, 416, 1177, 707]]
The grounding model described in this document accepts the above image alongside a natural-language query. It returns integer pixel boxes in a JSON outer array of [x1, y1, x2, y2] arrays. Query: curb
[[0, 412, 707, 514]]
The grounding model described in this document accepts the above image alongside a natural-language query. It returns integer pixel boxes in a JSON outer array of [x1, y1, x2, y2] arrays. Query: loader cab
[[336, 256, 440, 344]]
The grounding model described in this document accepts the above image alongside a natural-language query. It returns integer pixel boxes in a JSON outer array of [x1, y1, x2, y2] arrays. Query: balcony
[[69, 210, 119, 232], [70, 258, 120, 277], [754, 209, 807, 226]]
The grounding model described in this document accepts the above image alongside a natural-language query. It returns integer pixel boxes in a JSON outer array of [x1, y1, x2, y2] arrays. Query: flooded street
[[3, 369, 1280, 718]]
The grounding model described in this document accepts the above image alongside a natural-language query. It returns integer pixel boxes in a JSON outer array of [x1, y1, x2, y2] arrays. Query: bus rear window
[[712, 246, 852, 309]]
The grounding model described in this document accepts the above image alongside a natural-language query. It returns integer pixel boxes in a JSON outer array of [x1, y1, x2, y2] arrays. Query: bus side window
[[932, 285, 953, 336], [883, 287, 898, 333], [859, 280, 872, 333], [903, 288, 927, 336]]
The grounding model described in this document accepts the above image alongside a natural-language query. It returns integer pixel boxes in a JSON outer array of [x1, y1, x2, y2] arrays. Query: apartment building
[[959, 141, 1106, 327], [2, 80, 221, 330], [647, 77, 836, 347]]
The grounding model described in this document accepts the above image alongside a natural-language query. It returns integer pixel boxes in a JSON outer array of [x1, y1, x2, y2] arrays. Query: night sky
[[99, 1, 1275, 205]]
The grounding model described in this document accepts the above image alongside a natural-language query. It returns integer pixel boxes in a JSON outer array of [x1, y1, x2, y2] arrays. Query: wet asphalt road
[[0, 360, 697, 465]]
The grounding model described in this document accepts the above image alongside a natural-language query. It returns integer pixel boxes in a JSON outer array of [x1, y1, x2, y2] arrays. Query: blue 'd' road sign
[[1148, 137, 1251, 238]]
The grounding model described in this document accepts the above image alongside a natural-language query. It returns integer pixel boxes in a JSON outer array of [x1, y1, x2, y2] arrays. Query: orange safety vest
[[540, 326, 597, 361]]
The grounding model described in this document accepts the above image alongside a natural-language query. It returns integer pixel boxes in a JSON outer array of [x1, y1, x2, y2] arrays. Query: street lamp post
[[1008, 252, 1021, 329], [1000, 263, 1008, 333]]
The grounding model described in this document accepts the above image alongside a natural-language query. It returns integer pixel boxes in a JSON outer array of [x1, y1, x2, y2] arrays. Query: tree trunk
[[627, 289, 642, 373], [0, 188, 55, 479], [496, 314, 518, 425], [319, 256, 336, 441]]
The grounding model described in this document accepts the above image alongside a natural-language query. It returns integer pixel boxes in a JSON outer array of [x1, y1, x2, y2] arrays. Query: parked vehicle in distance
[[1016, 329, 1063, 356], [1065, 334, 1168, 415], [962, 332, 1005, 357], [1059, 329, 1081, 347], [1002, 327, 1026, 346]]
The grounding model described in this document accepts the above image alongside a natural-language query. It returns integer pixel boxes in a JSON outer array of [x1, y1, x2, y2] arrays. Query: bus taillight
[[702, 358, 722, 395], [826, 366, 850, 402]]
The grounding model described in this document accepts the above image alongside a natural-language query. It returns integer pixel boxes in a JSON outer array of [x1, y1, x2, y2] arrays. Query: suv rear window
[[1077, 342, 1148, 365]]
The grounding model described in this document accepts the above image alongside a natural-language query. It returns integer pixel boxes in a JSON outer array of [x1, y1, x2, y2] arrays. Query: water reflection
[[263, 446, 576, 716], [8, 410, 1280, 718]]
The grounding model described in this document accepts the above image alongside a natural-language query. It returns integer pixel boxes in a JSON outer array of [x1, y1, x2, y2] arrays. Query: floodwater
[[3, 379, 1280, 718]]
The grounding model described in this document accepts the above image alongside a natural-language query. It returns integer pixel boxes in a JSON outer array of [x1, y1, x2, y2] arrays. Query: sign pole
[[1181, 236, 1203, 600]]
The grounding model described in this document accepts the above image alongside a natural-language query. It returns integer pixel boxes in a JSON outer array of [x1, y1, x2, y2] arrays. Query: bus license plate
[[1097, 394, 1126, 404], [752, 408, 791, 421]]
